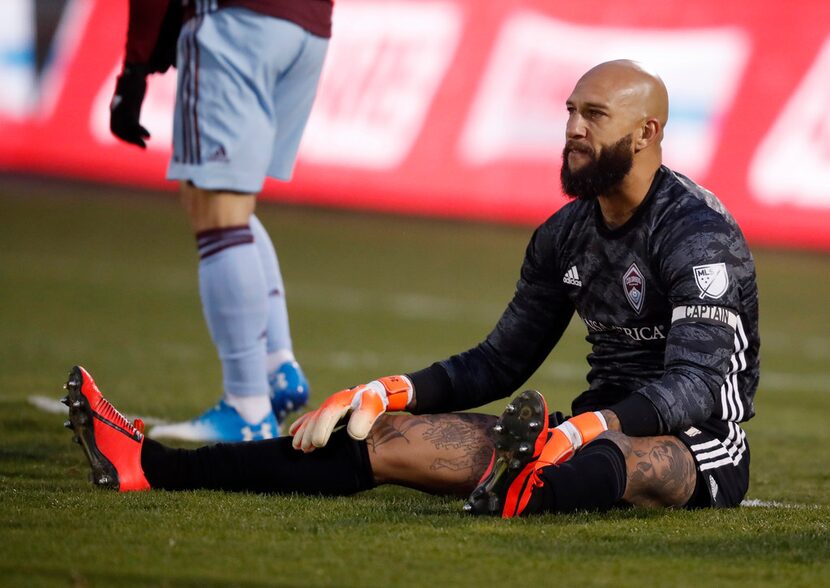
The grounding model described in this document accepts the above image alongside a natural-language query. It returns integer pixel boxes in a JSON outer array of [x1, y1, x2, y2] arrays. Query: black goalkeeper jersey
[[409, 166, 760, 436]]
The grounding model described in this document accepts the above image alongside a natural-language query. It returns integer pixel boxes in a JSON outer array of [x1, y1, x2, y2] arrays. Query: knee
[[364, 415, 407, 480], [179, 181, 255, 232], [180, 182, 215, 231]]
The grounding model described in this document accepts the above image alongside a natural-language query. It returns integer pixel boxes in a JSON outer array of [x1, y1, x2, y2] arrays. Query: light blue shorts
[[167, 8, 329, 194]]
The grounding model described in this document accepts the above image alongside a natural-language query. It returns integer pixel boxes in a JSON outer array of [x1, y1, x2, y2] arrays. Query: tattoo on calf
[[431, 443, 493, 480], [422, 415, 493, 450], [367, 413, 496, 490], [365, 416, 431, 453], [629, 437, 696, 504], [424, 414, 495, 486]]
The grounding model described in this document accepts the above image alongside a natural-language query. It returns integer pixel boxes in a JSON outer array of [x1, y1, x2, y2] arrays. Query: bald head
[[574, 59, 669, 136], [561, 60, 669, 202]]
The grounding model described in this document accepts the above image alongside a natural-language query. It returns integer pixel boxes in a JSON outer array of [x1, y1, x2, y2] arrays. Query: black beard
[[560, 134, 634, 201]]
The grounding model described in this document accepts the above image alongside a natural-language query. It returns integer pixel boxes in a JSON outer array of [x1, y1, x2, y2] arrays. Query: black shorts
[[676, 419, 750, 508]]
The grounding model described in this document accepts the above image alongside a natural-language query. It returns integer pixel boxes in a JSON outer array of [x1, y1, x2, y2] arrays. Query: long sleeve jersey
[[408, 166, 760, 436], [124, 0, 333, 71]]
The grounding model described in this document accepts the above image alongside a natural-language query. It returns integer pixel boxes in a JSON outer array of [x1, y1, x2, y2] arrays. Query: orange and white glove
[[535, 411, 608, 468], [289, 375, 413, 453]]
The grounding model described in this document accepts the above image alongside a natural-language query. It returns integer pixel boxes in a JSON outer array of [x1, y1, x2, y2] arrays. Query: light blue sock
[[249, 215, 294, 359], [196, 225, 270, 407]]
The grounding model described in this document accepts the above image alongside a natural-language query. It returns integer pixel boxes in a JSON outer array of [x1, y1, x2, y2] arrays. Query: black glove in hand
[[110, 63, 150, 148]]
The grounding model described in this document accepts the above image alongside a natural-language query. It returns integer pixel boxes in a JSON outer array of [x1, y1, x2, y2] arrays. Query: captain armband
[[671, 305, 739, 330]]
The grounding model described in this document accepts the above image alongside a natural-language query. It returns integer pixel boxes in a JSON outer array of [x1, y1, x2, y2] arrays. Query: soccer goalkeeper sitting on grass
[[64, 60, 759, 517]]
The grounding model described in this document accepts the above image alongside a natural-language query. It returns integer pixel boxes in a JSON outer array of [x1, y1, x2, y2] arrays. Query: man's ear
[[635, 119, 660, 151]]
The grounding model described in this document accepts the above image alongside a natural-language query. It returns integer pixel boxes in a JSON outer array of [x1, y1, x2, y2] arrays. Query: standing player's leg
[[256, 19, 328, 422], [153, 10, 326, 441], [156, 183, 277, 443], [249, 216, 310, 422]]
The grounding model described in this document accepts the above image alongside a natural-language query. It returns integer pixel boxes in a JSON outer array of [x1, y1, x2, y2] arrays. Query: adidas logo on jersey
[[563, 265, 582, 286]]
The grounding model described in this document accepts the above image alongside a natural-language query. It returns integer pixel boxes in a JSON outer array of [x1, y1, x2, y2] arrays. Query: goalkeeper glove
[[536, 411, 609, 467], [289, 375, 413, 452], [110, 63, 150, 148]]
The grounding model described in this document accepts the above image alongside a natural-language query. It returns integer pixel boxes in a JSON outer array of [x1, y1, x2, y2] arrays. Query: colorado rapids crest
[[622, 262, 645, 314], [693, 263, 729, 299]]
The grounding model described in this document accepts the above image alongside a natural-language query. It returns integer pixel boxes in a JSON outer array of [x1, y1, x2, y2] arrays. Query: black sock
[[536, 438, 627, 513], [140, 429, 375, 495]]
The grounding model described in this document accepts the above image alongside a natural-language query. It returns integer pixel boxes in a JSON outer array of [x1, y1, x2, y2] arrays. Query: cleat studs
[[63, 420, 72, 429], [509, 458, 522, 470], [71, 400, 82, 408], [495, 441, 508, 450], [97, 475, 111, 485], [493, 423, 504, 434], [504, 404, 516, 414], [286, 401, 294, 411], [518, 442, 531, 454], [528, 420, 541, 431], [462, 502, 473, 513], [60, 396, 69, 406]]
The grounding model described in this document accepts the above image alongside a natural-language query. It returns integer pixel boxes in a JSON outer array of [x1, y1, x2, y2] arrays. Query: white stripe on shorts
[[690, 421, 747, 472]]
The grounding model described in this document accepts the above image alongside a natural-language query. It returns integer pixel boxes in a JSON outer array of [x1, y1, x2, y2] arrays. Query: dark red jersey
[[124, 0, 333, 71]]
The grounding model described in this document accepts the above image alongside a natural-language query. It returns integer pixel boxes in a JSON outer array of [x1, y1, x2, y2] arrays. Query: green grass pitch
[[1, 177, 828, 586]]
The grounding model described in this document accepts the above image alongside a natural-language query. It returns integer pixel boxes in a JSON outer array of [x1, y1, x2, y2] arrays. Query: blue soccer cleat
[[149, 400, 279, 442], [268, 360, 310, 421]]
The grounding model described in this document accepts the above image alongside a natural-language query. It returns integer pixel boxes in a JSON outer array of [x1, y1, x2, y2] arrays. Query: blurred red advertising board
[[1, 0, 829, 249]]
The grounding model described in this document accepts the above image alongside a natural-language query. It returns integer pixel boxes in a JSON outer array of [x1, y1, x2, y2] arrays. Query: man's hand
[[110, 63, 150, 148], [289, 376, 413, 452], [536, 411, 609, 467]]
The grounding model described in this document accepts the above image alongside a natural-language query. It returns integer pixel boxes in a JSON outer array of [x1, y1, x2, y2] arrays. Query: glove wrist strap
[[377, 375, 413, 411], [567, 411, 609, 449]]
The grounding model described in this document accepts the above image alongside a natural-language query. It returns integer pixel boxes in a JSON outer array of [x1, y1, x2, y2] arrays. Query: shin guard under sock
[[140, 429, 375, 496], [197, 226, 269, 399], [249, 215, 293, 355], [536, 438, 627, 513]]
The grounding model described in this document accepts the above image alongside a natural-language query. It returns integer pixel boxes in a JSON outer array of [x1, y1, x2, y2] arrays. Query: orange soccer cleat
[[62, 365, 150, 492], [463, 390, 549, 517], [465, 390, 609, 518]]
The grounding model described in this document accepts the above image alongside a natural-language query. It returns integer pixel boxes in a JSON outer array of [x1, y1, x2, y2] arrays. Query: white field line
[[28, 395, 170, 426], [740, 499, 822, 509]]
